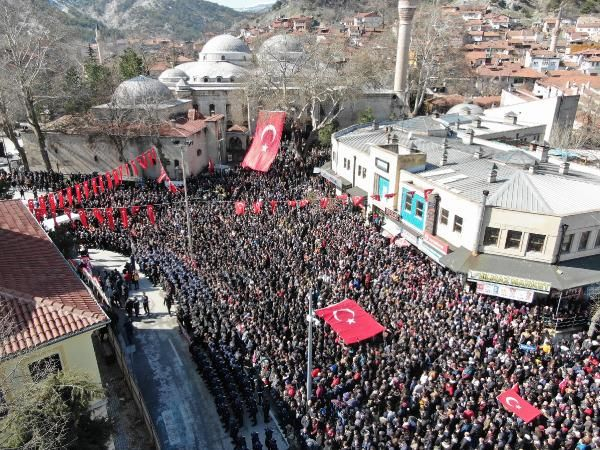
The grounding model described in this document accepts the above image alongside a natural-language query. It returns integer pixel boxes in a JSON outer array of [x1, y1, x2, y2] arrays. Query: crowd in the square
[[4, 146, 600, 450]]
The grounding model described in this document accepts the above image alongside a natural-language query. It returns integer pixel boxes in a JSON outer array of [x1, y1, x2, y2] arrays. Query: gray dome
[[447, 103, 484, 116], [112, 76, 173, 106], [201, 34, 251, 54], [260, 34, 304, 55], [158, 68, 189, 83]]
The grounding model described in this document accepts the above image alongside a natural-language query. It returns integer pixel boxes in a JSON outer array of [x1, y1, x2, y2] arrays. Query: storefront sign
[[423, 232, 449, 255], [550, 287, 583, 301], [385, 208, 401, 223], [469, 271, 551, 292], [375, 158, 390, 173], [476, 281, 535, 303]]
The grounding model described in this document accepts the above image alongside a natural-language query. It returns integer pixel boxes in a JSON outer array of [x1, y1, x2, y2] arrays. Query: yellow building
[[0, 200, 109, 407]]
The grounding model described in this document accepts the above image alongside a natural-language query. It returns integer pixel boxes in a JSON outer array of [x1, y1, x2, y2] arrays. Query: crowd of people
[[9, 146, 600, 450]]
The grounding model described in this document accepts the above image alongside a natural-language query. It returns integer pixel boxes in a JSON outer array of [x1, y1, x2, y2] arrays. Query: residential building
[[524, 50, 561, 72], [0, 200, 110, 411], [353, 12, 384, 30], [576, 16, 600, 38]]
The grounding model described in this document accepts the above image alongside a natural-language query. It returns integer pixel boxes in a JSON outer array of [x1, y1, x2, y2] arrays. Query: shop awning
[[346, 186, 368, 198], [319, 162, 352, 190], [440, 249, 600, 291]]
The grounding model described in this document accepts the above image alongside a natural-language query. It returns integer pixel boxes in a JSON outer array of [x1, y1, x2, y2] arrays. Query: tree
[[119, 48, 145, 80], [0, 83, 29, 171], [408, 4, 464, 116], [359, 107, 375, 124], [0, 0, 63, 171], [318, 123, 336, 147]]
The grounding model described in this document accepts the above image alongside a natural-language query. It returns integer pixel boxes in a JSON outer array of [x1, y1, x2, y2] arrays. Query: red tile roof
[[0, 200, 108, 358]]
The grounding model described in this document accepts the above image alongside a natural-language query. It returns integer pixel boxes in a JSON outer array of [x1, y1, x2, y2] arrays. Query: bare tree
[[408, 3, 464, 116], [0, 83, 28, 170], [0, 0, 64, 171]]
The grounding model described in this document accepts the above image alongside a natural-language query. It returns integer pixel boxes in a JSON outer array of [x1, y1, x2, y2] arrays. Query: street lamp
[[172, 138, 194, 259], [305, 288, 320, 413]]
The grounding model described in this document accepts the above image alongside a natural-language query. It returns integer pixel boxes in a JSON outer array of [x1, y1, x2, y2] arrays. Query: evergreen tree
[[118, 48, 145, 80]]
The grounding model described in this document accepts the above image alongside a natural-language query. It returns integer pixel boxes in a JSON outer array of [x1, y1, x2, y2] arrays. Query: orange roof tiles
[[0, 200, 108, 358]]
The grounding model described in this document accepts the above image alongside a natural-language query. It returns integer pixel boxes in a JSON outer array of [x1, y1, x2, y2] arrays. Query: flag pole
[[180, 142, 193, 259], [306, 290, 314, 413]]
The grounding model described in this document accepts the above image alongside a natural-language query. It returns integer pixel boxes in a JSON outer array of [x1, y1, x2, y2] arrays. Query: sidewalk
[[89, 249, 288, 450]]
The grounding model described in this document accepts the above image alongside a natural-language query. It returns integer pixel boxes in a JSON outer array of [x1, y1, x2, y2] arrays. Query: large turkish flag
[[241, 111, 286, 172], [316, 299, 385, 345], [497, 387, 541, 423]]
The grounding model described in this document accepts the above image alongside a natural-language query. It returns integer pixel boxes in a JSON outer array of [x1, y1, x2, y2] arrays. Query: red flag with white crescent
[[157, 166, 168, 184], [497, 387, 541, 423], [315, 298, 385, 345], [234, 201, 246, 216], [241, 110, 286, 172]]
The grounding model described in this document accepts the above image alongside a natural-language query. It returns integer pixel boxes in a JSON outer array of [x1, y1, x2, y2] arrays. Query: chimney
[[488, 163, 498, 183], [391, 134, 399, 144], [474, 117, 482, 128], [528, 161, 538, 174], [504, 112, 517, 125], [440, 148, 448, 166], [559, 160, 570, 175], [529, 141, 538, 152], [473, 146, 483, 159], [372, 121, 379, 131], [188, 109, 199, 121], [540, 145, 549, 163], [394, 0, 417, 98], [463, 129, 475, 145]]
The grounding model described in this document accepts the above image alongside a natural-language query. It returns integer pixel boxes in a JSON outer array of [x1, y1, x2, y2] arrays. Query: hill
[[49, 0, 245, 40]]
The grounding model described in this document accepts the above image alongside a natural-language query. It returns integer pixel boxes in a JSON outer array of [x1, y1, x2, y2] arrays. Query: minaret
[[394, 0, 417, 98], [550, 5, 562, 53], [95, 23, 103, 65]]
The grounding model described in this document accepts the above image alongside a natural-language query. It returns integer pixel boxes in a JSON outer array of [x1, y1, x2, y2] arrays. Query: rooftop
[[0, 200, 108, 359]]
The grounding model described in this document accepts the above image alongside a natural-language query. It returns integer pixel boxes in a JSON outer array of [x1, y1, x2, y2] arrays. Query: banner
[[315, 299, 385, 345], [147, 205, 156, 224], [497, 387, 541, 423], [241, 110, 286, 172]]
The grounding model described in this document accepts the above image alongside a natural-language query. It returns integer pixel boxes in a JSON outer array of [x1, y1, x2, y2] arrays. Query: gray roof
[[201, 34, 251, 54], [111, 76, 173, 106], [335, 119, 600, 213]]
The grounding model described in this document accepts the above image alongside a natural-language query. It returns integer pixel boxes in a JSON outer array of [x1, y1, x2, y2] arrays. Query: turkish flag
[[93, 208, 104, 224], [131, 206, 141, 216], [157, 166, 168, 184], [320, 198, 329, 209], [147, 205, 156, 224], [424, 189, 434, 201], [370, 194, 381, 201], [137, 154, 148, 170], [98, 176, 105, 193], [83, 181, 90, 199], [106, 207, 115, 230], [67, 187, 73, 207], [38, 196, 47, 216], [79, 209, 88, 228], [105, 172, 113, 190], [234, 201, 246, 216], [167, 179, 178, 194], [113, 169, 121, 186], [253, 201, 263, 214], [384, 193, 396, 199], [497, 387, 541, 423], [58, 191, 65, 209], [120, 208, 128, 228], [336, 194, 348, 203], [287, 200, 297, 208], [124, 162, 131, 177], [241, 110, 286, 172], [315, 299, 385, 345], [48, 193, 56, 215], [27, 199, 34, 213], [352, 196, 365, 207], [75, 184, 82, 204], [269, 200, 277, 214], [208, 159, 215, 175], [91, 178, 98, 196], [299, 199, 309, 208]]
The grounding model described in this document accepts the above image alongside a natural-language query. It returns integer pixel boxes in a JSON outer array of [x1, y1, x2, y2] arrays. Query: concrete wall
[[335, 93, 404, 130], [559, 212, 600, 262]]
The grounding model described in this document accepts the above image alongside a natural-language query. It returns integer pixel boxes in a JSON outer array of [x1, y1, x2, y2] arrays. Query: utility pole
[[178, 139, 194, 259], [306, 289, 315, 413]]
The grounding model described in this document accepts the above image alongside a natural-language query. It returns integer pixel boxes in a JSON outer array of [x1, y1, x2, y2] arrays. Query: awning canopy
[[440, 248, 600, 291], [346, 185, 368, 198], [319, 162, 352, 190]]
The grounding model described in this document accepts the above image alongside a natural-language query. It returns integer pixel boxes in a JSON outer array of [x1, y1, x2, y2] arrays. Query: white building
[[353, 12, 384, 30], [322, 98, 600, 314], [524, 50, 561, 72]]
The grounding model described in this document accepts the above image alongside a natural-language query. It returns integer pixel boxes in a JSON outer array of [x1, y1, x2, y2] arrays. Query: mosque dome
[[447, 103, 484, 116], [158, 68, 189, 86], [260, 34, 304, 55], [202, 34, 251, 54], [112, 76, 173, 106]]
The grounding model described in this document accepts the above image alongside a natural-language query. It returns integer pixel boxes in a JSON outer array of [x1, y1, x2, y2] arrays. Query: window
[[164, 159, 171, 166], [197, 149, 202, 156], [230, 77, 235, 82], [579, 231, 591, 251], [174, 159, 180, 168], [440, 208, 449, 225], [595, 231, 600, 248], [209, 104, 215, 115], [29, 354, 62, 382], [527, 233, 546, 252], [226, 104, 231, 116], [362, 167, 366, 178], [221, 55, 225, 60], [357, 164, 362, 174], [453, 215, 463, 233], [505, 230, 522, 249], [332, 152, 337, 164], [203, 77, 209, 83], [483, 227, 500, 246], [415, 201, 424, 219], [404, 192, 413, 212], [562, 234, 573, 253], [216, 76, 223, 83]]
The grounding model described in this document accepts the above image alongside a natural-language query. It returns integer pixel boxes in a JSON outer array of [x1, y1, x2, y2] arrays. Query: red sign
[[241, 111, 286, 172], [423, 232, 449, 255], [315, 299, 385, 345], [497, 388, 541, 423]]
